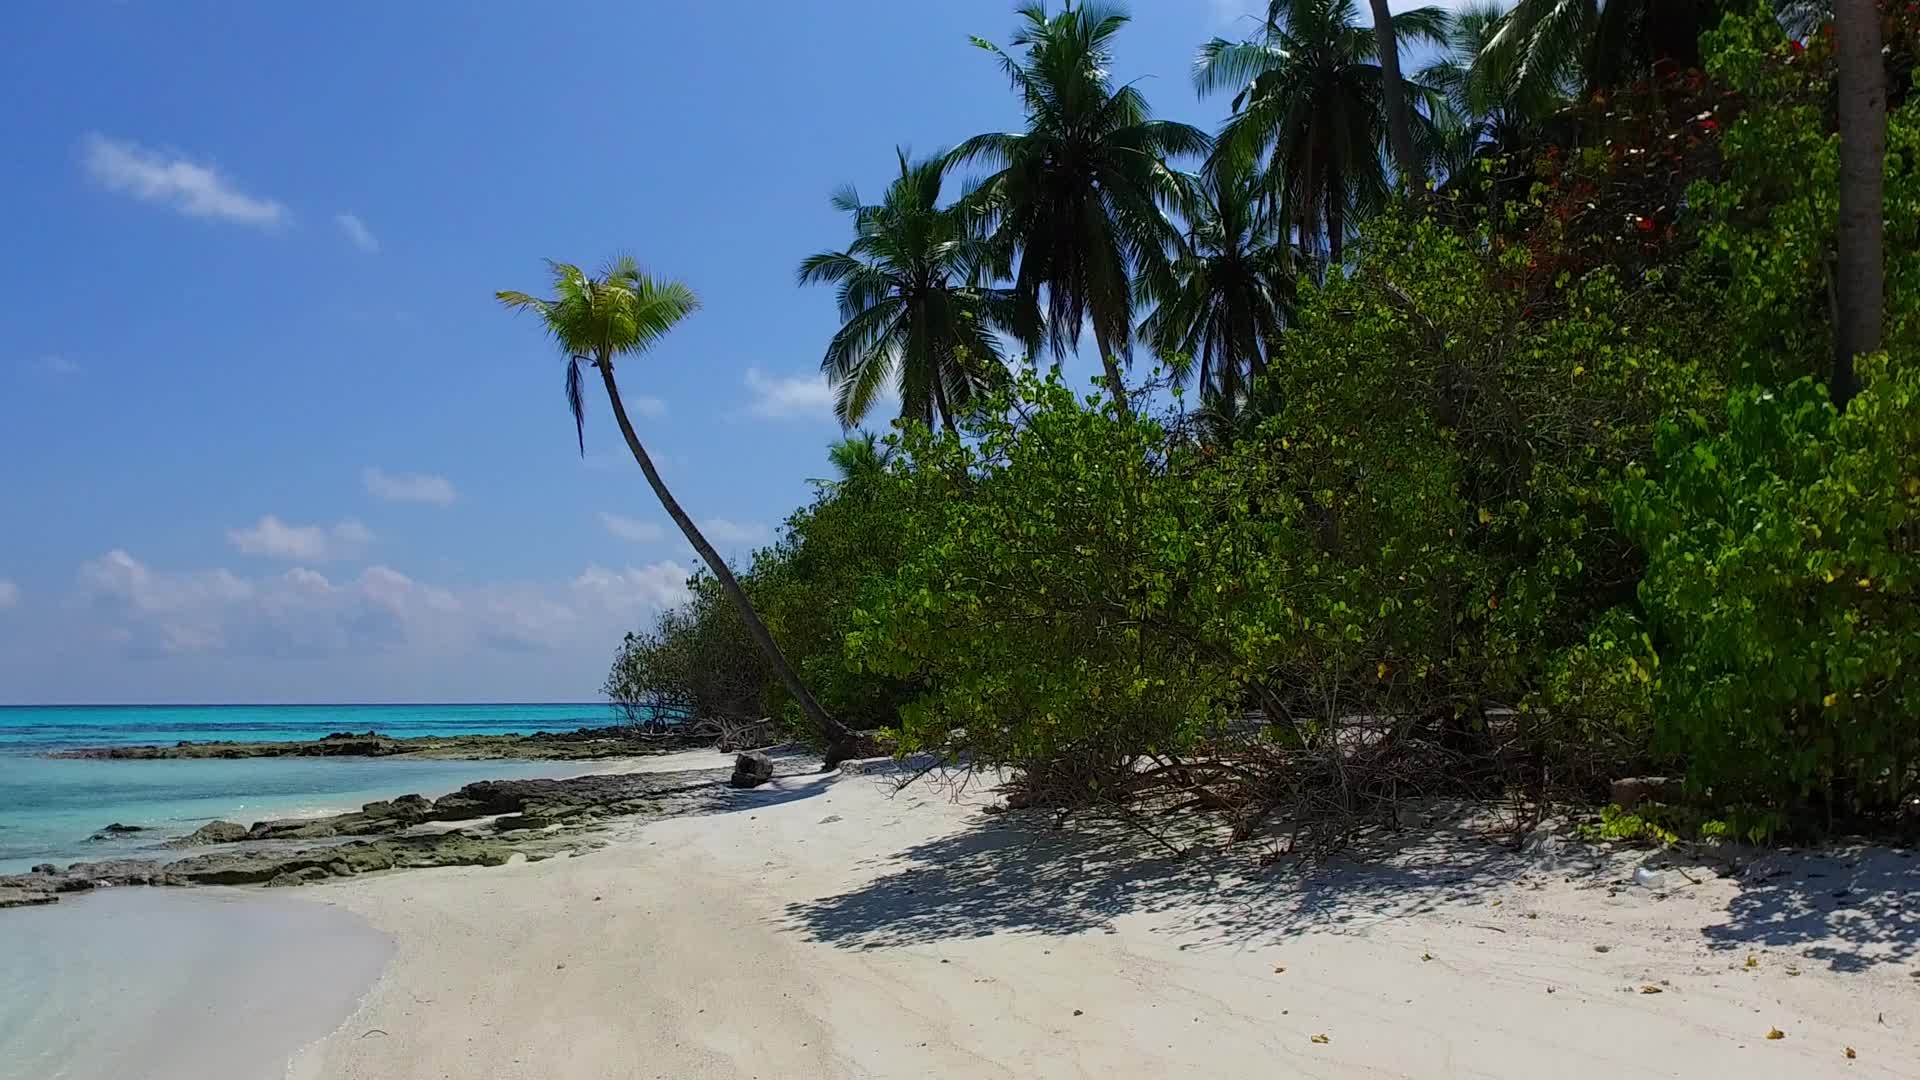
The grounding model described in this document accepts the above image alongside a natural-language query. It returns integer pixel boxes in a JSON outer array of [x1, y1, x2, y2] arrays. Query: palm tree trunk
[[1833, 0, 1885, 410], [1094, 325, 1134, 419], [1369, 0, 1423, 189], [1328, 193, 1346, 268], [932, 369, 959, 434], [596, 360, 858, 760]]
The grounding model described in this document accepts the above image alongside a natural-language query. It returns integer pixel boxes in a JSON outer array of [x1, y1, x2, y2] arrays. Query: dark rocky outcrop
[[729, 752, 775, 789], [88, 823, 146, 841], [173, 821, 250, 846], [1, 761, 748, 909], [47, 726, 720, 762]]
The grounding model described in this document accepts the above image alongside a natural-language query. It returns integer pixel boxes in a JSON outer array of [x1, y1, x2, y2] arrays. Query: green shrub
[[1620, 358, 1920, 819]]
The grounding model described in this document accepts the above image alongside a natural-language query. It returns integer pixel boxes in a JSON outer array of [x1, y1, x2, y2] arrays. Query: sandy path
[[293, 752, 1918, 1079]]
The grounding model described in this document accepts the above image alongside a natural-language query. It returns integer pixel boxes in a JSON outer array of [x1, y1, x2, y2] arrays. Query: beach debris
[[1421, 952, 1434, 962], [1639, 985, 1663, 994], [1766, 1028, 1786, 1040], [1073, 1009, 1084, 1017], [1785, 965, 1801, 976], [1633, 867, 1663, 889], [1274, 965, 1286, 973], [1845, 1047, 1857, 1059], [1594, 944, 1611, 953], [1746, 953, 1759, 969], [728, 751, 775, 789], [1310, 1034, 1330, 1044]]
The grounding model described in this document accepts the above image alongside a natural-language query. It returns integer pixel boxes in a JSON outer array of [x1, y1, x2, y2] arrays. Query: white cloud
[[80, 133, 287, 228], [699, 518, 770, 546], [72, 550, 689, 659], [630, 395, 667, 419], [571, 563, 693, 612], [600, 512, 665, 543], [0, 581, 18, 609], [226, 515, 374, 562], [362, 467, 457, 507], [743, 367, 836, 420], [334, 212, 379, 252]]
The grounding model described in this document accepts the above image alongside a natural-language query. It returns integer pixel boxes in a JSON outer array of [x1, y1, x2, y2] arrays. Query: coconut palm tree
[[825, 432, 893, 487], [1138, 165, 1298, 403], [1198, 0, 1449, 268], [1475, 0, 1733, 104], [798, 150, 1033, 432], [496, 259, 856, 757], [953, 1, 1211, 418], [1833, 0, 1885, 408], [1420, 0, 1572, 181]]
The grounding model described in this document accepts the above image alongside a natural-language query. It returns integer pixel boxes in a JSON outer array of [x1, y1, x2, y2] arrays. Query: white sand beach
[[293, 750, 1918, 1079]]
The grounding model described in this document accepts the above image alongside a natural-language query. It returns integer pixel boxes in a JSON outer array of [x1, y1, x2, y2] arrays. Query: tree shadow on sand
[[1699, 847, 1920, 972], [779, 804, 1542, 951]]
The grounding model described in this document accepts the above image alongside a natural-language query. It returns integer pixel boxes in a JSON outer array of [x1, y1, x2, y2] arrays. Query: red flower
[[1699, 118, 1719, 133], [1636, 216, 1656, 233]]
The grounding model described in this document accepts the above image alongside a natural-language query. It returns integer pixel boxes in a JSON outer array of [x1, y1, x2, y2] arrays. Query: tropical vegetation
[[550, 0, 1916, 845]]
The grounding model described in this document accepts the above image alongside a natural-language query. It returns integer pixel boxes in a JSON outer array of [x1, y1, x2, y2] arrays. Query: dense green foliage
[[614, 3, 1917, 839]]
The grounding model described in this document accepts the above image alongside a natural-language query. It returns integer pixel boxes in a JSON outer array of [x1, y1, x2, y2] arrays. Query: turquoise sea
[[0, 703, 624, 875]]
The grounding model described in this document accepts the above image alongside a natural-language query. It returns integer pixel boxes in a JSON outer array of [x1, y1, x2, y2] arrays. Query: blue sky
[[0, 1, 1455, 704]]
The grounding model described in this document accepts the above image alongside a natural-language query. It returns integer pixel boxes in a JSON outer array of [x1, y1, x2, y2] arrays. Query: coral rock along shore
[[45, 726, 714, 761], [0, 762, 743, 909]]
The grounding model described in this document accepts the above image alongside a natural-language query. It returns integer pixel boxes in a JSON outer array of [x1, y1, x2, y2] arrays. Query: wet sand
[[0, 887, 391, 1080]]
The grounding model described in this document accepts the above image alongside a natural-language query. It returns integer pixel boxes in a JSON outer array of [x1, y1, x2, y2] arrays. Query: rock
[[729, 751, 775, 789], [46, 725, 719, 762], [248, 818, 342, 841], [0, 887, 59, 909], [1, 761, 741, 907], [1610, 777, 1681, 811], [361, 794, 435, 825], [94, 823, 146, 836], [173, 820, 249, 846], [30, 863, 57, 875]]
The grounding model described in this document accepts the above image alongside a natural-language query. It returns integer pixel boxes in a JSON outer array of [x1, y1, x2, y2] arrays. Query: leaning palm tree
[[954, 1, 1211, 418], [1138, 165, 1298, 404], [798, 150, 1034, 432], [1198, 0, 1449, 267], [496, 259, 856, 757], [1475, 0, 1734, 104]]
